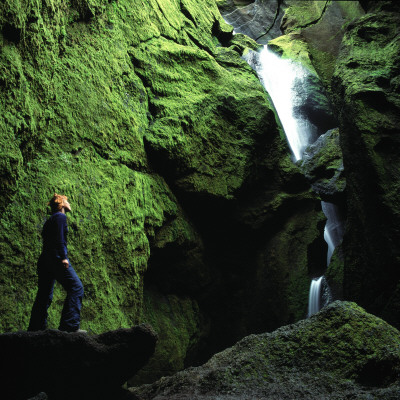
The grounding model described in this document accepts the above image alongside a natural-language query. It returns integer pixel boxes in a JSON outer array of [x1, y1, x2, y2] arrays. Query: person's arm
[[55, 213, 69, 268]]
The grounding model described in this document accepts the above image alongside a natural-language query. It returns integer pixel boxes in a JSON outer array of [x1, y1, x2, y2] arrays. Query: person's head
[[48, 193, 71, 214]]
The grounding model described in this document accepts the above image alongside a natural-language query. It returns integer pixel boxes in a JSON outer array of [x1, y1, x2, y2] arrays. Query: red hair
[[48, 193, 68, 213]]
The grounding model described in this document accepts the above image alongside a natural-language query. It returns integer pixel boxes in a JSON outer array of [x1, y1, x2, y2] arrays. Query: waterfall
[[307, 276, 333, 318], [308, 277, 323, 317], [322, 201, 344, 265], [245, 47, 318, 161], [244, 46, 344, 317]]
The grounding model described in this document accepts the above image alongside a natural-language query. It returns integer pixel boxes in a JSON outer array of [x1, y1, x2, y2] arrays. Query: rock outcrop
[[1, 325, 157, 400], [130, 301, 400, 400], [300, 128, 345, 202]]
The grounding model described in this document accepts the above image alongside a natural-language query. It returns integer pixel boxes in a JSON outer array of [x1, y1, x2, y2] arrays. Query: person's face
[[63, 199, 72, 213]]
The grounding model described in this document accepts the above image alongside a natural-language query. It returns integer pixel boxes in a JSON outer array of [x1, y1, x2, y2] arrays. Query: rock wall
[[217, 1, 400, 330], [331, 2, 400, 327], [3, 0, 398, 386], [0, 0, 325, 383]]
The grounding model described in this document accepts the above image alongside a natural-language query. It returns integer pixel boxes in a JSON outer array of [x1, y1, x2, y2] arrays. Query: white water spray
[[308, 276, 323, 317], [322, 201, 344, 265], [245, 47, 318, 161]]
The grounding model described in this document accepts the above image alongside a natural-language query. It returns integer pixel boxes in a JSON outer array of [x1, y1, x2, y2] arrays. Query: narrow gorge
[[1, 1, 400, 399]]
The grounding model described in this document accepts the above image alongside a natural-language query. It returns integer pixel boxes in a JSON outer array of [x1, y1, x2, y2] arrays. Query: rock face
[[130, 301, 400, 400], [300, 128, 346, 202], [217, 0, 287, 43], [0, 0, 326, 384], [1, 324, 157, 400], [2, 0, 399, 389], [331, 4, 400, 327]]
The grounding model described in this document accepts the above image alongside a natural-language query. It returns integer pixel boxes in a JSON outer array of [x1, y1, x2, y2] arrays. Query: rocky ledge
[[130, 301, 400, 399], [1, 324, 157, 400]]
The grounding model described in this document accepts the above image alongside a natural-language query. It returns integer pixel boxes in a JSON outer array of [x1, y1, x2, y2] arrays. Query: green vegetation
[[0, 0, 242, 333]]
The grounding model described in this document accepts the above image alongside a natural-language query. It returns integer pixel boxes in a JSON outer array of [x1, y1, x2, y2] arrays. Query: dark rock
[[218, 0, 287, 43], [27, 393, 48, 400], [1, 325, 157, 400], [292, 73, 337, 133], [300, 128, 346, 202], [332, 7, 400, 327], [130, 301, 400, 400]]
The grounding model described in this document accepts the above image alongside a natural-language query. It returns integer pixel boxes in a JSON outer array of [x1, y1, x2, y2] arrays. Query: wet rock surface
[[130, 301, 400, 400], [217, 0, 286, 43], [1, 325, 157, 400]]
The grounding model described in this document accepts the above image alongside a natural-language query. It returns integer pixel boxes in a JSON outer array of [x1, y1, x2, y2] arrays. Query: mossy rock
[[131, 301, 400, 399], [300, 128, 345, 201], [332, 8, 400, 327], [129, 288, 206, 385]]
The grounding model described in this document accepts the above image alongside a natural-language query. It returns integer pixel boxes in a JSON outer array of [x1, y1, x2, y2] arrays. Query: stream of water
[[245, 46, 344, 317]]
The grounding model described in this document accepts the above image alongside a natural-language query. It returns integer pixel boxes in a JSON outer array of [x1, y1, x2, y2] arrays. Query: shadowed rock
[[300, 128, 346, 202], [2, 324, 157, 400], [130, 302, 400, 399]]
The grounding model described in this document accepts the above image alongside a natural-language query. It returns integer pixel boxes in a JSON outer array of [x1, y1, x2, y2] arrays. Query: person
[[28, 193, 85, 333]]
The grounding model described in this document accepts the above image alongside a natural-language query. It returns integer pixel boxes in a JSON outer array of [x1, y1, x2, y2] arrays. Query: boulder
[[130, 301, 400, 400], [1, 325, 157, 400]]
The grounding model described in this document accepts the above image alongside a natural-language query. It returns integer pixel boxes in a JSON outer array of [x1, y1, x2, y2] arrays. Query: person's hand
[[62, 259, 69, 269]]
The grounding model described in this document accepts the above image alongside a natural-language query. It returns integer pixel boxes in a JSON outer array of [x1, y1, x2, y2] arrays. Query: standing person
[[28, 193, 85, 333]]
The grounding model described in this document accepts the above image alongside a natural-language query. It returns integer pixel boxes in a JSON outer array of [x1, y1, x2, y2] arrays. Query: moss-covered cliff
[[331, 2, 400, 327], [3, 0, 398, 387], [0, 0, 326, 383]]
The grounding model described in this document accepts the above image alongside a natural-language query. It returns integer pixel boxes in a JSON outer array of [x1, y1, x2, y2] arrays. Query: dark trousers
[[28, 255, 84, 332]]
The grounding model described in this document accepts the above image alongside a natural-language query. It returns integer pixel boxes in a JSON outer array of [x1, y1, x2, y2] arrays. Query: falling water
[[245, 47, 318, 161], [322, 201, 344, 265], [244, 46, 344, 317], [306, 203, 343, 317], [308, 276, 323, 317]]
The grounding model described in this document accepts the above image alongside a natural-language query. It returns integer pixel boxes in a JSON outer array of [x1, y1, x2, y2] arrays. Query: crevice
[[2, 22, 21, 44], [186, 31, 214, 57], [255, 0, 283, 42], [180, 0, 197, 28]]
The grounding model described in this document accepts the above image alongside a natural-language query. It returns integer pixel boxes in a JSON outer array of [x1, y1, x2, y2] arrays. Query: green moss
[[281, 1, 328, 33], [326, 245, 344, 299], [242, 301, 400, 381], [129, 288, 205, 384], [268, 33, 316, 73], [132, 34, 274, 199], [332, 9, 400, 324], [0, 148, 184, 332], [0, 0, 237, 333]]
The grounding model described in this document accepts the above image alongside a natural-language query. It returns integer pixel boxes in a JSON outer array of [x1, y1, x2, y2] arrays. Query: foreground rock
[[130, 302, 400, 399], [2, 324, 157, 400]]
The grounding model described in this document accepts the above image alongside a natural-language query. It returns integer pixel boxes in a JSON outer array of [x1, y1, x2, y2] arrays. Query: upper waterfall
[[245, 46, 318, 161]]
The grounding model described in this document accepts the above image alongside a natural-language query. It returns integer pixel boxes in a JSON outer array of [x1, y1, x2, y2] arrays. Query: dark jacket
[[41, 212, 68, 260]]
